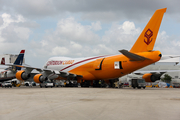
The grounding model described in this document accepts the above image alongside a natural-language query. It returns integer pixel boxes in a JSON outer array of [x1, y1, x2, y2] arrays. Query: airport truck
[[131, 79, 146, 89]]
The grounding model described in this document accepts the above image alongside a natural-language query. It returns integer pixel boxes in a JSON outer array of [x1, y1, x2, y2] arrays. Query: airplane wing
[[160, 55, 180, 61], [133, 69, 180, 75], [3, 63, 42, 72], [2, 62, 82, 82]]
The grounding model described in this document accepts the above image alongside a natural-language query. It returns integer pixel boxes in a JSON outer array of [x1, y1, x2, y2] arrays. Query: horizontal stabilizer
[[119, 49, 151, 61]]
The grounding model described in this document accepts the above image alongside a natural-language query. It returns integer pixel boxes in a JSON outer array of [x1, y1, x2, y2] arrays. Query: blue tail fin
[[14, 50, 25, 70]]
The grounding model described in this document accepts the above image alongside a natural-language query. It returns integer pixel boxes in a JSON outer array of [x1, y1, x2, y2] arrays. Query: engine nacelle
[[142, 73, 160, 82], [16, 70, 31, 80], [34, 74, 48, 83]]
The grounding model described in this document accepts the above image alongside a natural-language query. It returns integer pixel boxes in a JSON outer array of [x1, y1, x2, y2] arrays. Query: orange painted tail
[[130, 8, 167, 53]]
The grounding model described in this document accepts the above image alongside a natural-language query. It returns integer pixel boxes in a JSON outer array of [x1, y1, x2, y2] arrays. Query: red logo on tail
[[1, 58, 5, 65], [144, 29, 153, 45]]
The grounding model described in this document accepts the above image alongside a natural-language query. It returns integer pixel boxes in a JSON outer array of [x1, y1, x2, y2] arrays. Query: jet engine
[[16, 70, 31, 80], [33, 74, 48, 83], [142, 73, 160, 82]]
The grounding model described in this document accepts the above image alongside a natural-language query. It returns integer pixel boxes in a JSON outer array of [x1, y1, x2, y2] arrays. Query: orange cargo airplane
[[7, 8, 167, 87]]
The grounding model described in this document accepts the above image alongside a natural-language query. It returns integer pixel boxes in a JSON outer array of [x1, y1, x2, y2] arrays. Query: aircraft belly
[[92, 70, 124, 80]]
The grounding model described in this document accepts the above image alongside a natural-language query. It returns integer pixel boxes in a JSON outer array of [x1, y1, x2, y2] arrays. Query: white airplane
[[119, 57, 180, 84], [0, 50, 25, 82]]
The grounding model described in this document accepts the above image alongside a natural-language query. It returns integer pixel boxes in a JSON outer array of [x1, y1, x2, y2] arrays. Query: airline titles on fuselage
[[46, 60, 75, 66]]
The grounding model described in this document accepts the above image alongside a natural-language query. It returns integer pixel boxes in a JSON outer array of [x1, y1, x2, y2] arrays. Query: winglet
[[1, 57, 5, 65], [130, 8, 167, 53], [119, 49, 151, 61]]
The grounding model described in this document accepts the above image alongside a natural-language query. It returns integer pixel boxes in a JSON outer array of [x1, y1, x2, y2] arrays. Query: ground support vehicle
[[65, 80, 78, 87], [59, 80, 65, 87], [2, 81, 12, 88], [131, 79, 146, 89], [93, 80, 107, 88], [11, 80, 21, 87], [172, 83, 180, 88], [114, 81, 124, 88], [123, 83, 129, 87], [24, 82, 30, 86], [40, 81, 54, 88]]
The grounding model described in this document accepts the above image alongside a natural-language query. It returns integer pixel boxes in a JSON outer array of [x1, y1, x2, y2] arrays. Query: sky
[[0, 0, 180, 68]]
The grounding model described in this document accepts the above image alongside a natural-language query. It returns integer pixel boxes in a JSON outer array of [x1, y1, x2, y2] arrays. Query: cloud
[[7, 0, 55, 18], [70, 41, 82, 49], [55, 17, 100, 43], [101, 21, 141, 51], [0, 13, 31, 44], [120, 21, 139, 35], [24, 17, 102, 62], [14, 27, 31, 40], [90, 21, 102, 31], [29, 18, 142, 61], [52, 46, 69, 56], [1, 0, 180, 22], [155, 31, 180, 55]]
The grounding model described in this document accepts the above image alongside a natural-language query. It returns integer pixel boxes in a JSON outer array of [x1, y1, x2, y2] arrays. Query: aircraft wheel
[[80, 84, 84, 87]]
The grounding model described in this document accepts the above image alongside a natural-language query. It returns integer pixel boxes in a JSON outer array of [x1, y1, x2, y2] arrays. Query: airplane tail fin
[[130, 8, 167, 53], [14, 50, 25, 70], [1, 57, 5, 65]]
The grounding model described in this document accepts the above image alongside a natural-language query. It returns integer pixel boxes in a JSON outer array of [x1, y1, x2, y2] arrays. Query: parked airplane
[[0, 50, 25, 82], [6, 8, 167, 87], [120, 64, 180, 84], [132, 56, 180, 82]]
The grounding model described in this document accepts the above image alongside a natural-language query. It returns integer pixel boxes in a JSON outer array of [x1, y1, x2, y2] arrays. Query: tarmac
[[0, 87, 180, 120]]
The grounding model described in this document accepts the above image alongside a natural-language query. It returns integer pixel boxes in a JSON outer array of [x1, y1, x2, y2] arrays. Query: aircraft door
[[114, 61, 123, 69], [1, 71, 7, 78], [93, 58, 105, 70], [4, 72, 7, 78]]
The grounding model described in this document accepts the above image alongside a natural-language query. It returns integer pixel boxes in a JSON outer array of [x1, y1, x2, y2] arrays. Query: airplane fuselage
[[0, 69, 16, 82], [45, 51, 161, 81]]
